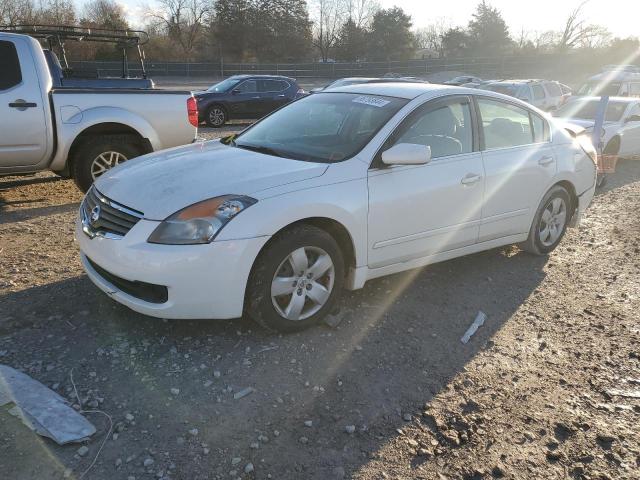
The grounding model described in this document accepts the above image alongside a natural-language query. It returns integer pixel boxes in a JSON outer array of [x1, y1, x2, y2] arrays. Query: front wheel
[[246, 224, 345, 333], [521, 186, 571, 255]]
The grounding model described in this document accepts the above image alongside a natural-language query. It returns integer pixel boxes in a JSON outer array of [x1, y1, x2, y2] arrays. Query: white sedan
[[77, 84, 597, 332], [554, 97, 640, 157]]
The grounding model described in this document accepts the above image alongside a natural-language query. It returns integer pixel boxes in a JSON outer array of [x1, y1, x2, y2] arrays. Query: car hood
[[558, 118, 618, 130], [94, 141, 329, 220]]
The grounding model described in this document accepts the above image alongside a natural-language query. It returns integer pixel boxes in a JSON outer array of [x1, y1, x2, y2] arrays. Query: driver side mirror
[[231, 88, 241, 95], [625, 115, 640, 123], [381, 143, 432, 166]]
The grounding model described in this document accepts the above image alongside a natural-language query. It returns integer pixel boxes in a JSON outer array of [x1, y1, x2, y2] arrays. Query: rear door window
[[261, 79, 288, 92], [478, 98, 536, 149], [532, 85, 546, 100], [0, 40, 22, 90], [544, 82, 562, 97]]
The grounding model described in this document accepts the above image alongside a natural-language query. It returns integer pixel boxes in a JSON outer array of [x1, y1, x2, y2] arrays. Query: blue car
[[195, 75, 305, 127]]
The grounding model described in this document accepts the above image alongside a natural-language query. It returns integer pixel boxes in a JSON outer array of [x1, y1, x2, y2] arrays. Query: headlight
[[147, 195, 256, 245]]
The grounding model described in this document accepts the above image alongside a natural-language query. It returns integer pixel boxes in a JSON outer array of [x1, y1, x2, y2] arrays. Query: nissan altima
[[77, 84, 597, 332]]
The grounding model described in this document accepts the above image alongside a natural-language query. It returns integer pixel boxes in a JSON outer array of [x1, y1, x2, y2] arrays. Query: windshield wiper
[[234, 143, 286, 158]]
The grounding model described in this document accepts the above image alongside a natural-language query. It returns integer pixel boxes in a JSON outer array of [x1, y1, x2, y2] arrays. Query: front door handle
[[277, 94, 286, 98], [461, 174, 482, 185], [538, 156, 554, 166], [9, 99, 37, 110]]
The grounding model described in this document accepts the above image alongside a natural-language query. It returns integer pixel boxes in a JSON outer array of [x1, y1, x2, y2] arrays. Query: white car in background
[[77, 84, 596, 332], [554, 97, 640, 157], [481, 79, 566, 111]]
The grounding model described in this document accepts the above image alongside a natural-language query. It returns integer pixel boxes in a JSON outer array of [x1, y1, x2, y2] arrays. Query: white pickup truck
[[0, 32, 198, 191]]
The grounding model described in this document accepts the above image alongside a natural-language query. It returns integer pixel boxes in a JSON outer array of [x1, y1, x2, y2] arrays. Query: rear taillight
[[187, 97, 198, 127]]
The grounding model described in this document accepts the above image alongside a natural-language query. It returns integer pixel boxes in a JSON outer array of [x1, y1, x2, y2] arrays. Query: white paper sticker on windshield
[[352, 95, 391, 108]]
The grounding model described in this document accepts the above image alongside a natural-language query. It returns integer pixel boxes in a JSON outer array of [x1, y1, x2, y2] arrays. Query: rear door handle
[[9, 100, 37, 109], [461, 174, 482, 185], [538, 156, 554, 166], [277, 94, 286, 98]]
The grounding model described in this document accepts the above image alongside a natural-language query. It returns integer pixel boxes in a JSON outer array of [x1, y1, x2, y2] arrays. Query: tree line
[[1, 0, 638, 64]]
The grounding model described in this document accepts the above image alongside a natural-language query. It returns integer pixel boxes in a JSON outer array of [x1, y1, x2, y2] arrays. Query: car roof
[[326, 83, 479, 100], [568, 96, 639, 104], [230, 74, 295, 81], [586, 71, 640, 82]]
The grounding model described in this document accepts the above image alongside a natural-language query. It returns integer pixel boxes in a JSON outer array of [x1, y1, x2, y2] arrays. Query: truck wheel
[[206, 105, 227, 128], [246, 224, 345, 333], [73, 135, 142, 192]]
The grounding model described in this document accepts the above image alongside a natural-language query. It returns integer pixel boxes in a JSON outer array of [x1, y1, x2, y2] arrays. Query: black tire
[[246, 224, 345, 333], [521, 185, 572, 255], [206, 105, 227, 128], [72, 134, 143, 192]]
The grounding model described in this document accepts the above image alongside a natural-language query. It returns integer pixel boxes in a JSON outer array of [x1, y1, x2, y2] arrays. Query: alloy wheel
[[90, 151, 128, 180], [209, 108, 225, 127], [538, 197, 567, 247], [271, 246, 335, 321]]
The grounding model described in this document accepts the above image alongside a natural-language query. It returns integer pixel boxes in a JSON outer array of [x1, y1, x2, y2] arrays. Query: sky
[[78, 0, 639, 39], [383, 0, 639, 38]]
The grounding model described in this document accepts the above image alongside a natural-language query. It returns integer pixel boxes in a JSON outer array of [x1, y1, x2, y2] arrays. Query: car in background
[[444, 75, 483, 86], [559, 83, 573, 105], [577, 69, 640, 98], [195, 75, 305, 127], [554, 97, 640, 157], [480, 79, 566, 111], [77, 83, 596, 332], [311, 76, 428, 93]]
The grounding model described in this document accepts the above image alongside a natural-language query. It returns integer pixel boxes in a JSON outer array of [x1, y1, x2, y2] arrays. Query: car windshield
[[233, 92, 408, 163], [577, 82, 621, 96], [555, 101, 627, 122], [207, 77, 240, 93], [326, 79, 362, 89], [484, 84, 520, 97]]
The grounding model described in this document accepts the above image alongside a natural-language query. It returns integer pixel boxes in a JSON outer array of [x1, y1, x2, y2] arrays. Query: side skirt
[[346, 233, 528, 290]]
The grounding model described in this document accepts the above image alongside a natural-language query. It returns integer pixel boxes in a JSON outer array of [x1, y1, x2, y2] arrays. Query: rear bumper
[[570, 184, 596, 228]]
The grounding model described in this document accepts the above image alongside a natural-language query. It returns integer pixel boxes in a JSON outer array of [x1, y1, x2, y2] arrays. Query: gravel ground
[[0, 138, 639, 480]]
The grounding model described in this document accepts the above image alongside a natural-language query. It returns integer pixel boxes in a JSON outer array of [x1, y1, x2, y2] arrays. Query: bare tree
[[414, 17, 452, 56], [0, 0, 35, 25], [558, 0, 610, 50], [310, 0, 347, 62], [346, 0, 378, 28], [145, 0, 211, 60], [82, 0, 127, 29]]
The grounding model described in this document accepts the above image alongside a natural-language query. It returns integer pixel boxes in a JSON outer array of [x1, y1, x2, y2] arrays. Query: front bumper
[[76, 216, 269, 319]]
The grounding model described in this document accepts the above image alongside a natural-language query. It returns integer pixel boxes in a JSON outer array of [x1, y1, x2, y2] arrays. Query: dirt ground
[[0, 132, 639, 480]]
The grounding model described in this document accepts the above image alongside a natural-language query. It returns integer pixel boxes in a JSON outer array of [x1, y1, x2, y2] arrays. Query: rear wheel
[[246, 224, 344, 332], [72, 135, 142, 192], [521, 185, 571, 255], [206, 105, 227, 128]]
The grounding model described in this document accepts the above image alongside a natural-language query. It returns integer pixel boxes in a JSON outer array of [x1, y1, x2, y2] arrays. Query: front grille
[[87, 257, 168, 304], [82, 187, 143, 238]]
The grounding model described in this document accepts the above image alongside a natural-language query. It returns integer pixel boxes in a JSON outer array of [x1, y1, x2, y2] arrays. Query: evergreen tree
[[467, 0, 511, 55], [367, 7, 414, 61]]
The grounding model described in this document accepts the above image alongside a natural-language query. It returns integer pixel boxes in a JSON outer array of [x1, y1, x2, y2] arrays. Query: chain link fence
[[70, 53, 636, 85]]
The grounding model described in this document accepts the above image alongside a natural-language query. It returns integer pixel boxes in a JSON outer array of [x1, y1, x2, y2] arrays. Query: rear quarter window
[[0, 40, 22, 90]]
